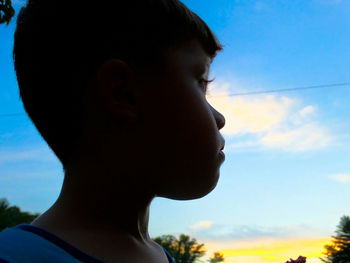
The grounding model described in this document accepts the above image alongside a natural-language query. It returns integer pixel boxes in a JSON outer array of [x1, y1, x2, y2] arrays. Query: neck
[[32, 169, 155, 244]]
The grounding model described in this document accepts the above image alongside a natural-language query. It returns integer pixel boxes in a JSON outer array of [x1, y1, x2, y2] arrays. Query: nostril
[[211, 104, 225, 129], [217, 115, 225, 130]]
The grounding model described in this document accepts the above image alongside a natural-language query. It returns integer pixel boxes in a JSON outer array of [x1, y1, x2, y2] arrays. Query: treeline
[[153, 234, 224, 263], [0, 0, 15, 26], [0, 198, 40, 231]]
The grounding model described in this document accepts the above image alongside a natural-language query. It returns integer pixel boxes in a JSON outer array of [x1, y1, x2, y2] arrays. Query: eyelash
[[199, 78, 215, 91]]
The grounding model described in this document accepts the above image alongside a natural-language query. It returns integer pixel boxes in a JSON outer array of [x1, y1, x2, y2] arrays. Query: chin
[[160, 170, 220, 201]]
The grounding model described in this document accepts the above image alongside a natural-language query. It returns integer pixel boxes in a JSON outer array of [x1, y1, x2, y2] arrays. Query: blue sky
[[1, 1, 350, 262]]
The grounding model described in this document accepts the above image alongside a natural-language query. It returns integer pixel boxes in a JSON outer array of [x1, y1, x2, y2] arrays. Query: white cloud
[[299, 106, 316, 117], [190, 221, 214, 230], [0, 146, 57, 164], [207, 84, 294, 135], [207, 82, 332, 152], [189, 223, 327, 241], [261, 123, 330, 152], [329, 173, 350, 183]]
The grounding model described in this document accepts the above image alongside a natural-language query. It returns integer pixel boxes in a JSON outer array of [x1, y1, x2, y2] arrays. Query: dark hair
[[13, 0, 223, 169]]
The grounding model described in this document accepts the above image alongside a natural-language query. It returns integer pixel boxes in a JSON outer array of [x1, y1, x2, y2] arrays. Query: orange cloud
[[202, 237, 331, 263]]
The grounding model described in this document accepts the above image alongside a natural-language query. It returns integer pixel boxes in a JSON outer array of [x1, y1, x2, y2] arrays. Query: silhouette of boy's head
[[13, 0, 225, 200]]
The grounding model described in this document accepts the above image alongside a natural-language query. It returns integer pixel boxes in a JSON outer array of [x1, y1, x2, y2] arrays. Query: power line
[[1, 81, 350, 118], [210, 82, 350, 97]]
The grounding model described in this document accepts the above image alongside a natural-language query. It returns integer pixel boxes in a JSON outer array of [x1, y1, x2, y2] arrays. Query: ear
[[96, 59, 138, 123]]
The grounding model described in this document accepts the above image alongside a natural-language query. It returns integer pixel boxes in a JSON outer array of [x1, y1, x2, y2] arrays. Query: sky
[[1, 0, 350, 262]]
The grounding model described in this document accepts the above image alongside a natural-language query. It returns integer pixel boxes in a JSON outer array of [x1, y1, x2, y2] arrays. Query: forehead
[[164, 40, 212, 74]]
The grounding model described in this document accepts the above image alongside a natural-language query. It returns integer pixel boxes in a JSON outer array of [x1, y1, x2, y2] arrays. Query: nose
[[210, 104, 225, 130]]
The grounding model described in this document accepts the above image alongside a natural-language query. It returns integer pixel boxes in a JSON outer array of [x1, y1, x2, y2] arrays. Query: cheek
[[168, 94, 216, 146], [141, 78, 219, 161], [155, 91, 219, 170]]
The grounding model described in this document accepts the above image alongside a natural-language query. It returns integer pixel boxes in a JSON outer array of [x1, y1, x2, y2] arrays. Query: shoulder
[[0, 225, 81, 263]]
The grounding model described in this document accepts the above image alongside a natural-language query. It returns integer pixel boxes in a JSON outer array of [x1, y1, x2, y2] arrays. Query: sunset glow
[[203, 237, 331, 263]]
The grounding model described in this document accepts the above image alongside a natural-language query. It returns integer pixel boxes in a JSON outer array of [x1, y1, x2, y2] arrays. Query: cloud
[[329, 173, 350, 183], [190, 221, 214, 230], [299, 106, 316, 117], [0, 146, 57, 164], [207, 85, 294, 135], [189, 223, 327, 241], [207, 82, 332, 152], [261, 123, 330, 152]]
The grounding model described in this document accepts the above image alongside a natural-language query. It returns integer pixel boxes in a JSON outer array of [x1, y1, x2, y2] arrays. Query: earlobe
[[96, 59, 139, 123], [111, 85, 135, 104], [109, 88, 139, 123]]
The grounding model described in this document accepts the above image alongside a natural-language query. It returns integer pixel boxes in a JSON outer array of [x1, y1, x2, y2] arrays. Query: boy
[[0, 0, 225, 262]]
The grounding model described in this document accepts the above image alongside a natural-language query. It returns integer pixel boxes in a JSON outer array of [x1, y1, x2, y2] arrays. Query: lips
[[218, 149, 225, 162], [220, 141, 225, 151], [219, 135, 225, 151]]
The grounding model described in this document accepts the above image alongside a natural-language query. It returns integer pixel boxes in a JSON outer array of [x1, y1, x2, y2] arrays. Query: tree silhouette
[[0, 198, 40, 231], [320, 215, 350, 263], [153, 234, 206, 263], [0, 0, 15, 26], [208, 251, 225, 263], [286, 256, 307, 263]]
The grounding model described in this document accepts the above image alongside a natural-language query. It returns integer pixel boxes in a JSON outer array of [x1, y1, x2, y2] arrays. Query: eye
[[198, 78, 215, 93]]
